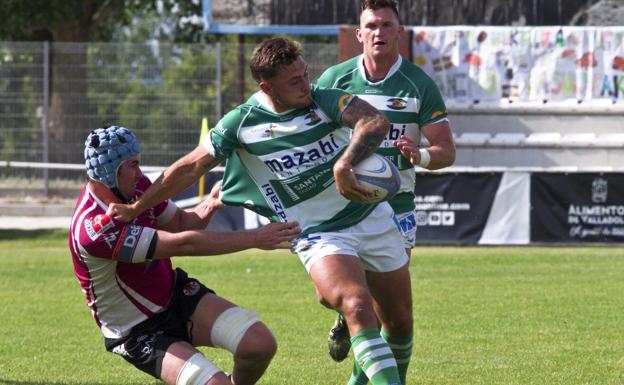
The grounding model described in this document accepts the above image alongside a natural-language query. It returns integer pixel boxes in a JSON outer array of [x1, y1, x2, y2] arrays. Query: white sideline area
[[0, 165, 223, 230], [453, 132, 624, 147], [1, 162, 623, 234], [0, 216, 71, 230]]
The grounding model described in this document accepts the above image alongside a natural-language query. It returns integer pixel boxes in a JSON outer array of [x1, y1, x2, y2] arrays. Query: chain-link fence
[[0, 41, 337, 192]]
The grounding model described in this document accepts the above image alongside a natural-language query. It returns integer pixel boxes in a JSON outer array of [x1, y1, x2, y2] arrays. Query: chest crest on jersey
[[387, 97, 408, 110], [305, 111, 322, 126]]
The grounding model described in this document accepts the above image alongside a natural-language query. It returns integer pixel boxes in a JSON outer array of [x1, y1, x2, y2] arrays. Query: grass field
[[1, 229, 623, 385]]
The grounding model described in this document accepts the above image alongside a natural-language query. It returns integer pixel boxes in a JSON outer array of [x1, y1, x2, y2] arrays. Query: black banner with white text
[[413, 173, 502, 244], [531, 173, 624, 243], [198, 171, 624, 244]]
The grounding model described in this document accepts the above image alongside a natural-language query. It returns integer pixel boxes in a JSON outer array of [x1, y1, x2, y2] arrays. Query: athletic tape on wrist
[[418, 149, 431, 168]]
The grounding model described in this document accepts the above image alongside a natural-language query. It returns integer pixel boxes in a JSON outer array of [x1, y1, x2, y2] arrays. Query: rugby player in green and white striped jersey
[[108, 37, 411, 385], [317, 1, 456, 384]]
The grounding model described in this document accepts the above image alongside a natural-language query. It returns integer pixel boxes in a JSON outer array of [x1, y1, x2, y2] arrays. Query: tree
[[0, 0, 203, 163]]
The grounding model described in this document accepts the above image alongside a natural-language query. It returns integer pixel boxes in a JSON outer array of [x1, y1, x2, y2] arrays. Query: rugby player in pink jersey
[[69, 125, 299, 385]]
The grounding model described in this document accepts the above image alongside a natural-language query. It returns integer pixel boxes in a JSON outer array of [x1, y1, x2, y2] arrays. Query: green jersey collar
[[357, 54, 403, 85]]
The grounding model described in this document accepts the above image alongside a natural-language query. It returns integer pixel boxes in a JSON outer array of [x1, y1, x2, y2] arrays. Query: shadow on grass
[[0, 379, 160, 385], [0, 229, 69, 241]]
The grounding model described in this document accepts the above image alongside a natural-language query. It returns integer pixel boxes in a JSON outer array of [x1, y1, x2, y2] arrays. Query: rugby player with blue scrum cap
[[107, 37, 411, 385], [70, 125, 300, 385]]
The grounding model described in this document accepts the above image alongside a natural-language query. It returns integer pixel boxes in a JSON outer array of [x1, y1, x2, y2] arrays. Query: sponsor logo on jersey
[[387, 97, 408, 110], [214, 122, 227, 135], [85, 214, 114, 240], [242, 124, 278, 142], [123, 225, 142, 248], [103, 231, 119, 249], [261, 184, 287, 220], [385, 123, 407, 141], [263, 123, 278, 138], [183, 280, 200, 296], [364, 89, 380, 94], [291, 167, 333, 195], [113, 224, 143, 262], [264, 133, 340, 173], [338, 94, 354, 111]]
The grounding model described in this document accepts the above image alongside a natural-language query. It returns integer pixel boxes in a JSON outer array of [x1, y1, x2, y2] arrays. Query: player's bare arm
[[107, 145, 221, 222], [341, 97, 390, 164], [394, 120, 455, 169], [152, 221, 301, 259], [159, 181, 224, 233], [335, 96, 391, 202]]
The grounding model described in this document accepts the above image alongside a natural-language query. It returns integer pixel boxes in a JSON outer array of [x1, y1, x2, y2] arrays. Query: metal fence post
[[42, 41, 50, 198], [216, 41, 222, 122]]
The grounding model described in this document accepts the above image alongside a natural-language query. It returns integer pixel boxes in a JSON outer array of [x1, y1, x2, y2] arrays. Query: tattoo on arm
[[138, 148, 222, 213], [197, 155, 223, 173], [341, 97, 389, 165], [341, 96, 377, 128], [346, 122, 386, 165]]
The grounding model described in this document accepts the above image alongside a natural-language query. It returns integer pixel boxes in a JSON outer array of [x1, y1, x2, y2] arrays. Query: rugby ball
[[353, 153, 400, 204]]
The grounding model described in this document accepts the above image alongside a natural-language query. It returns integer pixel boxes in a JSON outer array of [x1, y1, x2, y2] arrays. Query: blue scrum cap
[[84, 125, 141, 189]]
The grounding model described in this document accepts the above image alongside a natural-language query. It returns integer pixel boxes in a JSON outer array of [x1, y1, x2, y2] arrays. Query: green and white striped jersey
[[316, 55, 448, 214], [203, 85, 377, 235]]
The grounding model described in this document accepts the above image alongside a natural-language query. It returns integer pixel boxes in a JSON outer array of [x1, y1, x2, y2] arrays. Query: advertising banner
[[531, 173, 624, 242], [411, 26, 624, 106], [414, 173, 502, 244], [205, 170, 624, 245]]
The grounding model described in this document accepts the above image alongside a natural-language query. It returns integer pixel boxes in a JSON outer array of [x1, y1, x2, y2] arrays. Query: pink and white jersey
[[69, 175, 178, 339]]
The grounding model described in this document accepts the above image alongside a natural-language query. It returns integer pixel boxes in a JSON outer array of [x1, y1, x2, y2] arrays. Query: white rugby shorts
[[292, 202, 409, 273]]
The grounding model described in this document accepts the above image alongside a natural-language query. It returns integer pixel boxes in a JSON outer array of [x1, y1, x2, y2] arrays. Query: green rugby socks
[[381, 328, 413, 385], [347, 359, 368, 385], [349, 328, 401, 385], [348, 328, 413, 385]]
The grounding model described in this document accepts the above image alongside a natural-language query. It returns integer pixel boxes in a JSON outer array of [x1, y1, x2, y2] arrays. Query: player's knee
[[384, 307, 414, 337], [319, 298, 333, 309], [316, 291, 332, 308], [387, 317, 413, 337], [235, 322, 277, 362], [211, 307, 275, 360], [340, 290, 374, 320], [176, 353, 221, 385]]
